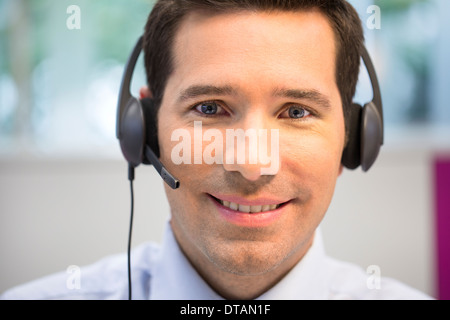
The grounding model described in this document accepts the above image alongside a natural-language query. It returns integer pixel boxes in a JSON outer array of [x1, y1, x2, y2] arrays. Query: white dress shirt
[[1, 222, 432, 300]]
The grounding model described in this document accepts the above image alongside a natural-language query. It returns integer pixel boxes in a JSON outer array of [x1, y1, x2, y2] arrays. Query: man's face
[[157, 10, 345, 280]]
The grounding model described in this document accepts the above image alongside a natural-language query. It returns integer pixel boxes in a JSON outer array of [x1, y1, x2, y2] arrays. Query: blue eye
[[201, 102, 217, 114], [195, 101, 226, 115], [281, 106, 311, 119]]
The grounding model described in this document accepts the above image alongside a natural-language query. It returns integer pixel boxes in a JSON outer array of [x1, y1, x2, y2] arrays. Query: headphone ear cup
[[342, 103, 362, 170], [360, 101, 383, 171], [141, 98, 160, 161], [119, 97, 146, 167]]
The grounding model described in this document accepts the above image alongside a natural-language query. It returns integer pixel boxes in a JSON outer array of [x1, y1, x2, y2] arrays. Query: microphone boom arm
[[145, 145, 180, 189]]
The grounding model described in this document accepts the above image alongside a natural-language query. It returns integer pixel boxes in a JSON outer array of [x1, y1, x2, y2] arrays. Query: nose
[[223, 160, 264, 181], [222, 114, 279, 181]]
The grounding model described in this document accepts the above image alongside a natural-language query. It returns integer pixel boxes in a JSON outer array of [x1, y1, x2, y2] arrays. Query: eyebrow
[[178, 85, 237, 102], [177, 84, 332, 109], [272, 88, 332, 109]]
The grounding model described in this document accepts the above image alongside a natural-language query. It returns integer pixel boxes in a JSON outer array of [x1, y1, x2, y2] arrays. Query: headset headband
[[116, 36, 144, 141], [360, 45, 384, 144]]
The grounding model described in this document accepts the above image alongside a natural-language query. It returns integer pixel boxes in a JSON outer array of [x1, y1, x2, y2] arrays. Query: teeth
[[251, 205, 262, 212], [239, 205, 250, 213], [219, 199, 280, 213]]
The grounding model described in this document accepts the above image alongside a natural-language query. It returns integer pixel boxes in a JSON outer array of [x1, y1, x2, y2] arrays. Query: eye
[[194, 101, 227, 116], [280, 105, 311, 119]]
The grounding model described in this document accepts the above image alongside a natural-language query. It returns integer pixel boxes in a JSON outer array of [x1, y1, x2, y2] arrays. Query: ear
[[139, 86, 153, 99]]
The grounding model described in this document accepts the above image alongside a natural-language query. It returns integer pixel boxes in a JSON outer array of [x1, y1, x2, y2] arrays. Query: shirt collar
[[149, 223, 328, 300]]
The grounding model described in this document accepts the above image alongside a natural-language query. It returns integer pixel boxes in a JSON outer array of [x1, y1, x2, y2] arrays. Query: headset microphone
[[145, 145, 180, 189]]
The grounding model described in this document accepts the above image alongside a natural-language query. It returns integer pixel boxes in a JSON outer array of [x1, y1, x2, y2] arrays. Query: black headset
[[116, 36, 383, 183]]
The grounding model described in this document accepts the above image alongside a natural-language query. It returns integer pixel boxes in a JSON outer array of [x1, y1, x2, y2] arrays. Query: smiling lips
[[219, 199, 279, 213], [209, 194, 287, 213], [209, 193, 290, 227]]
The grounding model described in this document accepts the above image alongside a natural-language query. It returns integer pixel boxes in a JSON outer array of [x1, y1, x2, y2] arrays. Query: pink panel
[[435, 155, 450, 300]]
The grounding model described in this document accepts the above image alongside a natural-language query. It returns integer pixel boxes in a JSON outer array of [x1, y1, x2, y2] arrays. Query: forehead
[[167, 9, 338, 100]]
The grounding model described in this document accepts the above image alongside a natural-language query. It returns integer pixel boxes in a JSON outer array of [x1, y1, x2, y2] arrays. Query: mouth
[[208, 193, 291, 227], [208, 194, 288, 213]]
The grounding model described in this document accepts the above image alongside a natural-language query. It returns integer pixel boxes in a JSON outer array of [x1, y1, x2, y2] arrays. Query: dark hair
[[143, 0, 364, 140]]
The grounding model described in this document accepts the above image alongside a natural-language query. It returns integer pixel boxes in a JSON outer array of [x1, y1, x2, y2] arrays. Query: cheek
[[280, 128, 344, 196], [157, 118, 214, 219], [277, 135, 343, 240]]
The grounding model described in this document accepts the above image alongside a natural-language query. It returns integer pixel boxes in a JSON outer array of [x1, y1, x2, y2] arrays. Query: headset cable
[[127, 164, 135, 300]]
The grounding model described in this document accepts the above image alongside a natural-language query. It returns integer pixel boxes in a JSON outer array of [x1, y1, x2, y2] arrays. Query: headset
[[117, 36, 383, 177], [116, 35, 383, 299]]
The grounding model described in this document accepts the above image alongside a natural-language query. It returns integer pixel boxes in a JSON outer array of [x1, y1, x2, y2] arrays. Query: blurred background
[[0, 0, 449, 298]]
